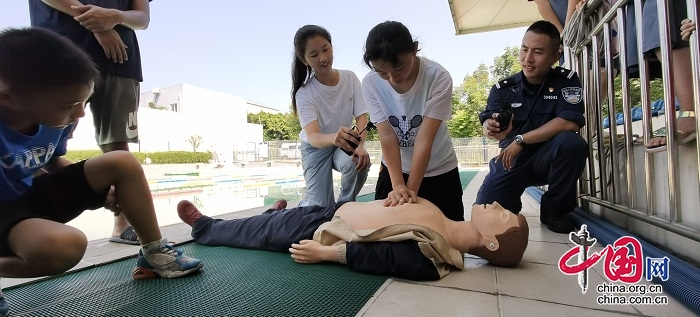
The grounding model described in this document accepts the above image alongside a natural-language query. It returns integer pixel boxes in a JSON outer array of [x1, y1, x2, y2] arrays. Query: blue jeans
[[191, 202, 348, 252], [299, 142, 369, 207]]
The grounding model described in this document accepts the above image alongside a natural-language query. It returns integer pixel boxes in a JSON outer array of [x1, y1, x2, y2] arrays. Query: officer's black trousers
[[475, 132, 588, 216]]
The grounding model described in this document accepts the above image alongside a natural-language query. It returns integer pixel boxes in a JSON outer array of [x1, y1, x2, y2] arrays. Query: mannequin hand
[[289, 240, 335, 263]]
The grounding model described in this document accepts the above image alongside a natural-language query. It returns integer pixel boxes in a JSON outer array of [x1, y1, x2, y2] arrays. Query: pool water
[[68, 168, 379, 242]]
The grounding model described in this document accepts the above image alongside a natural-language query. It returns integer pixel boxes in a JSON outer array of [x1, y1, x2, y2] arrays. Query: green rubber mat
[[5, 243, 386, 316], [356, 170, 478, 202], [5, 170, 479, 316]]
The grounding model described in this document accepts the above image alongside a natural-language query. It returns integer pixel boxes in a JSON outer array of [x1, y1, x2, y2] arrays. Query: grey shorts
[[88, 75, 140, 145]]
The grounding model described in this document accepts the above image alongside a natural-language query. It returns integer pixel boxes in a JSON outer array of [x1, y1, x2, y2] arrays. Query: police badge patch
[[562, 87, 583, 104]]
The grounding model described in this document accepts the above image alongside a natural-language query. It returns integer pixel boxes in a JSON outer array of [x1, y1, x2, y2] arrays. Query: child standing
[[292, 25, 370, 207], [362, 21, 464, 221], [0, 28, 203, 316]]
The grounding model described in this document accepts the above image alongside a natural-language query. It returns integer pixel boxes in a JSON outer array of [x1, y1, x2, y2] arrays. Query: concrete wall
[[69, 88, 264, 158], [139, 83, 280, 115]]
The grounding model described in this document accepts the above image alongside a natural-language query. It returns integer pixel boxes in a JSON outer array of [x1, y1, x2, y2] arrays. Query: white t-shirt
[[296, 69, 368, 143], [362, 57, 458, 176]]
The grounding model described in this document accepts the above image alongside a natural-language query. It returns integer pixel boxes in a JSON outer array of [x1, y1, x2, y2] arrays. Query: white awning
[[448, 0, 542, 35]]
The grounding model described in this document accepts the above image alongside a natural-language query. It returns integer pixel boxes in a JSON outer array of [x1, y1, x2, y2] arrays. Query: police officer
[[475, 20, 588, 234]]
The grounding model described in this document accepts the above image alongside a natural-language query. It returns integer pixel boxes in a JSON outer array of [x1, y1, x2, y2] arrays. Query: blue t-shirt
[[28, 0, 146, 81], [0, 123, 74, 203]]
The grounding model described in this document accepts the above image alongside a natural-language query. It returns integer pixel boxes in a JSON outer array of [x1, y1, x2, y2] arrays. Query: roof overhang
[[448, 0, 542, 35]]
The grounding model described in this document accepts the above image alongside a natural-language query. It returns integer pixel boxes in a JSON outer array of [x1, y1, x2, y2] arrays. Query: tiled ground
[[356, 171, 698, 317], [2, 169, 698, 317]]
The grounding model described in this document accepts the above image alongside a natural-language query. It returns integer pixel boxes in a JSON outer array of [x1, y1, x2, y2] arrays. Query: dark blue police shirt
[[29, 0, 148, 82], [479, 67, 585, 148]]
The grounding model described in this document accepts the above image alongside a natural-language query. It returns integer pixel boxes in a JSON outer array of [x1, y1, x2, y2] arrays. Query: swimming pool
[[67, 166, 379, 242]]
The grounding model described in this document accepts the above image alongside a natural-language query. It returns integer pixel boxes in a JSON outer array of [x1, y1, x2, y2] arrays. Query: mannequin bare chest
[[334, 199, 449, 237]]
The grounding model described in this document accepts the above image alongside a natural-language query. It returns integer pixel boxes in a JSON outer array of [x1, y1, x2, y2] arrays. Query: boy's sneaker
[[133, 244, 204, 280], [0, 290, 8, 317]]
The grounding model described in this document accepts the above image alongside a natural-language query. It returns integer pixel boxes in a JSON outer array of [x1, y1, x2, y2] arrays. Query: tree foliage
[[490, 46, 522, 80], [449, 46, 522, 137], [186, 135, 204, 152], [147, 101, 167, 111], [247, 108, 379, 142], [607, 77, 664, 117], [247, 111, 301, 141]]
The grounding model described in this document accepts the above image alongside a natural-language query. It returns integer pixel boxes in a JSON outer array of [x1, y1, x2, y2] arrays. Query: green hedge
[[64, 150, 211, 164]]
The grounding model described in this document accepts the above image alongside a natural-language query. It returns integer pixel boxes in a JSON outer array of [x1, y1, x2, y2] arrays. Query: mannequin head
[[468, 202, 529, 267]]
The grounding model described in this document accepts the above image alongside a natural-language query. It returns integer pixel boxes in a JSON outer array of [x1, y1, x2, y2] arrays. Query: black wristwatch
[[514, 134, 526, 146]]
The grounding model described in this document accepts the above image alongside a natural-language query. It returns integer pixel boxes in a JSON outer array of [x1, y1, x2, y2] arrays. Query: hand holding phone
[[341, 122, 376, 156], [496, 110, 512, 132]]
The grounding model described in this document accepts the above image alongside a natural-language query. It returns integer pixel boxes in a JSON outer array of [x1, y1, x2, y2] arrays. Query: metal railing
[[236, 138, 501, 167], [565, 0, 700, 243]]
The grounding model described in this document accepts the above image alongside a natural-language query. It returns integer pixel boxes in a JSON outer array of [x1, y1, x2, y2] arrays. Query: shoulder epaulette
[[492, 76, 518, 90], [554, 66, 577, 79]]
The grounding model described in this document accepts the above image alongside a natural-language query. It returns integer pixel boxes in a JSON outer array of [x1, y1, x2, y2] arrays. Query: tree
[[491, 46, 522, 80], [448, 109, 482, 138], [608, 77, 664, 117], [147, 101, 167, 111], [449, 63, 492, 137], [247, 111, 301, 141], [448, 46, 522, 137], [187, 135, 203, 152]]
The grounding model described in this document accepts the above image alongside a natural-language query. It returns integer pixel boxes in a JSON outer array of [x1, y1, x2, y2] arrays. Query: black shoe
[[545, 213, 576, 234]]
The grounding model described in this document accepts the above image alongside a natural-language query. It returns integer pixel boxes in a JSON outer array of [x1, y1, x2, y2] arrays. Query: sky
[[0, 0, 528, 112]]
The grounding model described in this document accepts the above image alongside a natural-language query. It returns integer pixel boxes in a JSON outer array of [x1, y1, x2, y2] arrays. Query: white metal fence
[[239, 138, 501, 166]]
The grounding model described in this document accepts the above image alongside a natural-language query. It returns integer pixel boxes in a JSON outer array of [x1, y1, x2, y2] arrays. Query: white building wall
[[140, 84, 280, 115], [140, 84, 183, 112], [69, 83, 265, 162]]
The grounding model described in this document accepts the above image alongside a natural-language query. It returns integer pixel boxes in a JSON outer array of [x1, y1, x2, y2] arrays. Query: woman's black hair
[[291, 25, 331, 115], [363, 21, 416, 69]]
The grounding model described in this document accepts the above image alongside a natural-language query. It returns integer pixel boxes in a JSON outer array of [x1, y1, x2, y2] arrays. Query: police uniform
[[475, 67, 588, 225]]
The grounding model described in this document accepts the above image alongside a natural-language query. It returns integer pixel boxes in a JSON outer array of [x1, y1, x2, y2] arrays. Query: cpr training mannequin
[[178, 198, 529, 280]]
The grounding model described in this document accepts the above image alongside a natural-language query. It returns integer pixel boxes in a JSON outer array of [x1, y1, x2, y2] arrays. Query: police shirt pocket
[[535, 101, 556, 115], [512, 107, 530, 123]]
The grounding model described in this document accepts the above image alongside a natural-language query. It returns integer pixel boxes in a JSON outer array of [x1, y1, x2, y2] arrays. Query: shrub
[[63, 150, 211, 164]]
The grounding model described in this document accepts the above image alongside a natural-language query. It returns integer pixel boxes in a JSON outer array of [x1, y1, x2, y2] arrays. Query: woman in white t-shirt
[[291, 25, 371, 207], [362, 21, 464, 221]]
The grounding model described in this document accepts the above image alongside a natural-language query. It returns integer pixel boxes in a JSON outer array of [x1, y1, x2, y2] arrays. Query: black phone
[[341, 137, 360, 156], [341, 122, 376, 156], [496, 87, 516, 132], [496, 109, 512, 132]]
